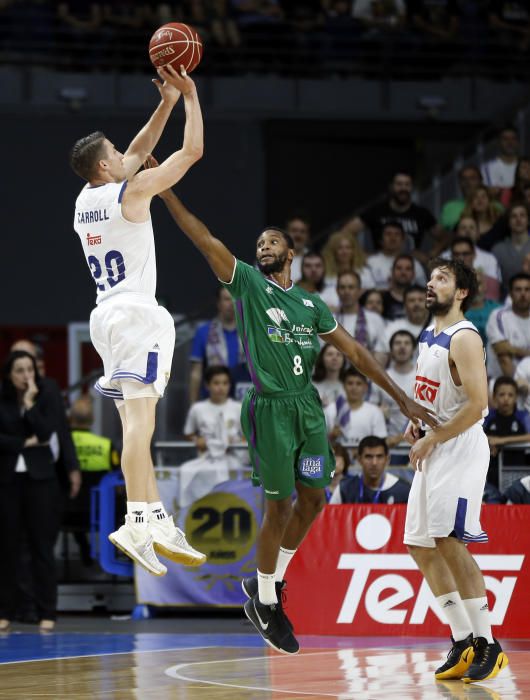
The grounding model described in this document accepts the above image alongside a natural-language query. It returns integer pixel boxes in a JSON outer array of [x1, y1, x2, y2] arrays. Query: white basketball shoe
[[109, 516, 167, 576], [149, 515, 207, 567]]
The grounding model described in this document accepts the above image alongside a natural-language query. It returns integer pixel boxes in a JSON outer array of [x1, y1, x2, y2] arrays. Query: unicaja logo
[[266, 308, 289, 326], [337, 513, 524, 626]]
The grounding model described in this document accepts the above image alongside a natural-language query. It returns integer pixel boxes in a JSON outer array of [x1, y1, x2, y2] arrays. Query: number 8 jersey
[[74, 181, 156, 303]]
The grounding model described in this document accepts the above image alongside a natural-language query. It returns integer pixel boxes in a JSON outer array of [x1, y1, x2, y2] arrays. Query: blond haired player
[[404, 258, 508, 683], [70, 65, 205, 576]]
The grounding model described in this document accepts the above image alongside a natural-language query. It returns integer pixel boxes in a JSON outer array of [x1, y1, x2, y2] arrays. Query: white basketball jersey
[[415, 320, 488, 428], [74, 181, 156, 304]]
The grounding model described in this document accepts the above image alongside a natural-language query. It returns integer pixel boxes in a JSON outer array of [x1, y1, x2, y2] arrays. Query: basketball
[[148, 23, 203, 75]]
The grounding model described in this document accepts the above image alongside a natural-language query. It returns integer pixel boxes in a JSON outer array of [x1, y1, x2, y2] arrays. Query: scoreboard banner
[[136, 470, 262, 606], [287, 504, 529, 638]]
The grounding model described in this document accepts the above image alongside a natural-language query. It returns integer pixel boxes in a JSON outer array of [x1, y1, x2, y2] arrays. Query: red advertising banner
[[287, 504, 530, 638]]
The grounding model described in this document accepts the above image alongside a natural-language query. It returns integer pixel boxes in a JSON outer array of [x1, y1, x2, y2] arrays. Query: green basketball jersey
[[221, 259, 337, 395]]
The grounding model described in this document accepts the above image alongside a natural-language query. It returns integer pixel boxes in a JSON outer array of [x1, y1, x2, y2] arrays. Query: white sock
[[257, 570, 277, 605], [127, 501, 148, 527], [462, 597, 494, 644], [436, 591, 473, 642], [148, 501, 168, 521], [275, 547, 296, 582]]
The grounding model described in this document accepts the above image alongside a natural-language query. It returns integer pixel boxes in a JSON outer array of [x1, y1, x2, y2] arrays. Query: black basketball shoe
[[244, 593, 299, 655], [435, 634, 474, 679], [462, 637, 508, 683], [241, 578, 293, 630]]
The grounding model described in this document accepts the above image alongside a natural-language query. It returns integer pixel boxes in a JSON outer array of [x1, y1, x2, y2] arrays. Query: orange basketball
[[148, 23, 203, 74]]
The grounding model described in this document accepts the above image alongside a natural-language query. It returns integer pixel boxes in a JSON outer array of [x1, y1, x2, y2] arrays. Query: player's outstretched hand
[[399, 396, 438, 430], [157, 64, 196, 97], [152, 71, 182, 106]]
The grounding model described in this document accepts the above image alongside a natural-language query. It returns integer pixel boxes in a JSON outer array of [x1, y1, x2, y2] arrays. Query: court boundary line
[[0, 644, 213, 666]]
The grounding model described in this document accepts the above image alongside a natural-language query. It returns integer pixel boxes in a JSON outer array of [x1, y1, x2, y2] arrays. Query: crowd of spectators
[[185, 123, 530, 505], [3, 1, 530, 75]]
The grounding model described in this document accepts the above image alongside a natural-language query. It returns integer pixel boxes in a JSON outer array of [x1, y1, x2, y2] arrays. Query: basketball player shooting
[[404, 259, 508, 683], [69, 65, 206, 577], [143, 166, 436, 654]]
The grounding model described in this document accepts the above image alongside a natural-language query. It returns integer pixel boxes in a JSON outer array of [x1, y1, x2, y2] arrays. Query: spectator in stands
[[281, 0, 325, 50], [440, 165, 483, 231], [502, 156, 530, 207], [504, 476, 530, 504], [286, 213, 311, 283], [489, 4, 530, 54], [384, 284, 429, 349], [461, 184, 502, 238], [195, 0, 242, 49], [325, 368, 387, 448], [322, 231, 375, 301], [326, 442, 350, 501], [409, 0, 460, 43], [182, 365, 245, 506], [382, 254, 416, 320], [329, 435, 410, 504], [483, 482, 505, 504], [367, 220, 426, 290], [342, 171, 439, 261], [57, 2, 104, 66], [334, 271, 388, 366], [312, 343, 346, 408], [67, 395, 120, 566], [481, 124, 520, 195], [486, 273, 530, 378], [296, 251, 327, 295], [189, 286, 250, 403], [491, 203, 530, 288], [370, 330, 416, 447], [483, 376, 530, 487], [360, 288, 386, 318], [465, 269, 502, 346], [515, 352, 530, 412], [0, 351, 69, 632], [451, 235, 501, 301], [353, 0, 406, 36]]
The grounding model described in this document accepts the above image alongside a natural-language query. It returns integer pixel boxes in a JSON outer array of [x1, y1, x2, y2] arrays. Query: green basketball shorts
[[240, 385, 335, 500]]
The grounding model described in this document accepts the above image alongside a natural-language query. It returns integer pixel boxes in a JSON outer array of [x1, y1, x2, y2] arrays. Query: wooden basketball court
[[0, 628, 527, 699]]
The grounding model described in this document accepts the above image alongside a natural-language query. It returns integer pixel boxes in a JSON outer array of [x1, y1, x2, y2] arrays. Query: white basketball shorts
[[90, 294, 175, 402], [403, 423, 489, 548]]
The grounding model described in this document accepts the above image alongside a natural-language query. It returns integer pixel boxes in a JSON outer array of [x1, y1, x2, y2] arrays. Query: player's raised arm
[[121, 68, 184, 179], [324, 323, 438, 429], [154, 176, 235, 282], [129, 66, 203, 197]]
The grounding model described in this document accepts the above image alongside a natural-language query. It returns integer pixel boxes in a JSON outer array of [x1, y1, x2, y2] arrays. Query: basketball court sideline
[[0, 617, 527, 699]]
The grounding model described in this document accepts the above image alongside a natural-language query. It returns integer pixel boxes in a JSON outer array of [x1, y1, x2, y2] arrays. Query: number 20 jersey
[[74, 181, 156, 304], [415, 320, 488, 427]]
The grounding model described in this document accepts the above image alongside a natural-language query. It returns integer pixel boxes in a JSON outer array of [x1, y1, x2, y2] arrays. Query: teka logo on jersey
[[414, 375, 440, 404], [336, 513, 524, 626]]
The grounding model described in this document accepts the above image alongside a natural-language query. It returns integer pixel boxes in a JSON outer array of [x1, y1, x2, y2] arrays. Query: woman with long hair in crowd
[[321, 231, 375, 307], [0, 351, 64, 632], [461, 184, 502, 238], [312, 343, 347, 408]]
